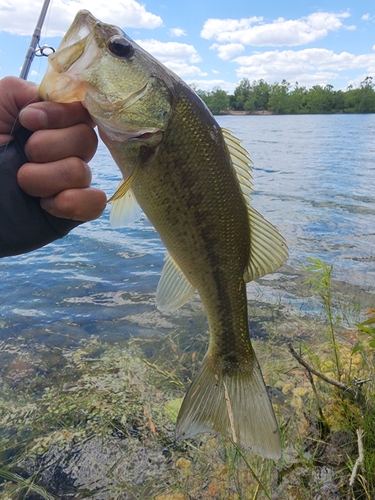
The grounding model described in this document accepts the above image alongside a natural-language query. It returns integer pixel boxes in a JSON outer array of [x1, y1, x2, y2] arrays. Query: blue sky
[[0, 0, 374, 92]]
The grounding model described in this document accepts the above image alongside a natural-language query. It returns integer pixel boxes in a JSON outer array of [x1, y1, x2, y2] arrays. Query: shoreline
[[219, 109, 278, 116]]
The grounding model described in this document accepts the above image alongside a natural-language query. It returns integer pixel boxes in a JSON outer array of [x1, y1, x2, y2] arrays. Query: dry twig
[[347, 428, 365, 499], [288, 343, 355, 397]]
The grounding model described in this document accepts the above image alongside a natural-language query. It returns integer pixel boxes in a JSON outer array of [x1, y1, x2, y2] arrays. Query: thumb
[[0, 77, 40, 138]]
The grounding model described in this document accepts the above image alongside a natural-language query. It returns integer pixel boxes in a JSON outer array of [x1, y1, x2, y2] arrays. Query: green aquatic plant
[[0, 468, 58, 500], [302, 257, 342, 381], [356, 309, 375, 350], [289, 259, 375, 499]]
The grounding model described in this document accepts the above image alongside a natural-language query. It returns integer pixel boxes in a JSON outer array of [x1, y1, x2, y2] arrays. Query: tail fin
[[176, 354, 281, 459]]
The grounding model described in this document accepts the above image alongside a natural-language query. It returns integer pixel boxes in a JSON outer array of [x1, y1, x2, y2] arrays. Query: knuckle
[[73, 123, 98, 161], [60, 158, 91, 187], [53, 188, 106, 221], [24, 132, 43, 162]]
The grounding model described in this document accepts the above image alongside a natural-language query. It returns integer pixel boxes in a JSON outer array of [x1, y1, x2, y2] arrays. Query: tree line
[[196, 76, 375, 115]]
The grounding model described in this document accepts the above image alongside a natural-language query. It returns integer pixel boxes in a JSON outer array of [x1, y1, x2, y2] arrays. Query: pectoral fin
[[107, 159, 140, 203], [109, 187, 142, 228], [108, 160, 142, 228]]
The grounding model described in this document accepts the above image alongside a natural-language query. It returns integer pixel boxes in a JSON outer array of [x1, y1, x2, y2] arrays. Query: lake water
[[1, 114, 375, 349]]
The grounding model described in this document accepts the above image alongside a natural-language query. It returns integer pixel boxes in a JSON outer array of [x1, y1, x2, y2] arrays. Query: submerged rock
[[21, 434, 175, 499]]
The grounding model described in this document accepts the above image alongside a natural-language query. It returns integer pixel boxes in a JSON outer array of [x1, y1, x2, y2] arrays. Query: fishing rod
[[19, 0, 54, 80]]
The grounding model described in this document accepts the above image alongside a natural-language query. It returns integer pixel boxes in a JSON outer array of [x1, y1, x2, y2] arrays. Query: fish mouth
[[40, 10, 122, 102]]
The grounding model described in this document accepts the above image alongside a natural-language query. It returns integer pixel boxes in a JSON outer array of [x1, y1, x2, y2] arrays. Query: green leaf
[[351, 344, 363, 355], [356, 324, 374, 335], [360, 317, 375, 326], [164, 398, 183, 423]]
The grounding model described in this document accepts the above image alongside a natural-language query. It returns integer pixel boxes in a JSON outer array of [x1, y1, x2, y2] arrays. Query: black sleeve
[[0, 126, 82, 257]]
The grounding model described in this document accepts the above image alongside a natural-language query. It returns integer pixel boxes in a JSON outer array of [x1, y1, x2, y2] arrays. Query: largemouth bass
[[40, 10, 288, 459]]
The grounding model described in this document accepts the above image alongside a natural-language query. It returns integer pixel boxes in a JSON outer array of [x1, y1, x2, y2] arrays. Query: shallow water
[[1, 114, 375, 349]]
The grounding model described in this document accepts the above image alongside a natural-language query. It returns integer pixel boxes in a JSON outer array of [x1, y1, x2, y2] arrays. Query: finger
[[24, 123, 98, 163], [0, 77, 39, 141], [19, 100, 94, 131], [40, 188, 107, 221], [17, 157, 92, 198]]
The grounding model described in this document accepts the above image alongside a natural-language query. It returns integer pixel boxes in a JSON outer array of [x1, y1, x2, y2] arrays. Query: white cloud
[[290, 72, 340, 88], [187, 79, 237, 92], [361, 13, 374, 22], [166, 62, 207, 77], [137, 39, 202, 63], [201, 17, 263, 40], [169, 28, 186, 38], [233, 48, 375, 87], [136, 39, 205, 77], [202, 12, 351, 47], [210, 43, 244, 60], [0, 0, 162, 36], [347, 74, 375, 88]]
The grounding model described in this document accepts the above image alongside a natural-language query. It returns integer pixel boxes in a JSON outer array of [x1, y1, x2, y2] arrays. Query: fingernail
[[20, 106, 48, 129], [40, 197, 54, 212]]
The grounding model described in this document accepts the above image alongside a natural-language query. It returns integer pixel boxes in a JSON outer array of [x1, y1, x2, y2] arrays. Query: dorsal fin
[[245, 206, 288, 281], [156, 253, 195, 312], [221, 127, 254, 200], [222, 128, 288, 281]]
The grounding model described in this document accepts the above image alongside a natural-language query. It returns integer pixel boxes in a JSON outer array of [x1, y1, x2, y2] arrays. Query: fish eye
[[108, 37, 134, 58]]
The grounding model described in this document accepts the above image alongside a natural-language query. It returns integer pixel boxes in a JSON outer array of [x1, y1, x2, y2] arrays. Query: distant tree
[[357, 76, 375, 113], [196, 89, 212, 108], [251, 79, 271, 110], [196, 87, 229, 114], [196, 77, 375, 115], [342, 77, 375, 113], [232, 78, 252, 110], [268, 80, 291, 113], [243, 94, 256, 112], [332, 89, 345, 113], [305, 84, 336, 113], [209, 88, 230, 114], [343, 85, 359, 113], [288, 83, 308, 113], [231, 78, 271, 111]]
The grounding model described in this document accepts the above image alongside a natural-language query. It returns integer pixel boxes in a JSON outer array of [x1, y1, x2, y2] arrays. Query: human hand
[[0, 76, 108, 257], [0, 76, 107, 221]]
